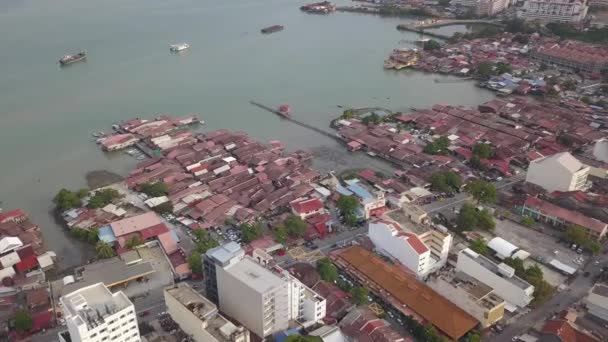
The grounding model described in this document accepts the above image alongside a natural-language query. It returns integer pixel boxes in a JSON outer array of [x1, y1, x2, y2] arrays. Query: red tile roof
[[15, 255, 38, 273], [0, 209, 26, 223], [524, 196, 608, 235], [541, 319, 600, 342], [334, 246, 477, 340], [291, 198, 324, 215], [139, 223, 169, 240], [397, 232, 428, 255]]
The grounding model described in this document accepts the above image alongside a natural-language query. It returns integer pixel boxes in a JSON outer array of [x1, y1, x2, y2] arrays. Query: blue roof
[[98, 225, 117, 243], [345, 179, 373, 200], [274, 329, 301, 342], [336, 184, 353, 196]]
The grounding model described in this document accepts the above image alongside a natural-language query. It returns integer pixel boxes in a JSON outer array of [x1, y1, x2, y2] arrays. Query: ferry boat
[[300, 1, 336, 14], [261, 25, 284, 34], [59, 51, 87, 66], [170, 43, 190, 52]]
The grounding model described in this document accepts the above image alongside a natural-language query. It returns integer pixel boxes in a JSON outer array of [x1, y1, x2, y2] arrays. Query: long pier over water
[[249, 101, 340, 142]]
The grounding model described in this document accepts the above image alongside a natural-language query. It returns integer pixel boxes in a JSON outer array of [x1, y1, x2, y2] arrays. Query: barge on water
[[59, 51, 87, 66], [261, 25, 284, 34]]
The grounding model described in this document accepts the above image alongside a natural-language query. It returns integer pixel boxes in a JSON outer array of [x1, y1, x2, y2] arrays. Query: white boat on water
[[170, 43, 190, 52]]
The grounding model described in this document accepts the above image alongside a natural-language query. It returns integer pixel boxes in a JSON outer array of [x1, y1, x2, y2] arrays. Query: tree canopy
[[350, 286, 369, 305], [423, 136, 450, 155], [54, 188, 86, 211], [564, 225, 601, 254], [472, 143, 493, 159], [188, 253, 202, 275], [239, 222, 264, 243], [317, 258, 338, 282], [470, 238, 488, 255], [14, 310, 33, 332], [466, 180, 497, 204], [284, 335, 322, 342], [504, 257, 554, 306], [153, 201, 174, 215], [125, 235, 143, 249], [521, 216, 535, 227], [193, 230, 219, 253], [476, 61, 494, 78], [95, 241, 115, 259], [423, 39, 441, 51], [274, 226, 288, 244], [140, 182, 169, 197], [283, 215, 308, 238], [337, 195, 360, 226], [88, 188, 121, 209], [429, 171, 462, 193], [457, 203, 495, 232]]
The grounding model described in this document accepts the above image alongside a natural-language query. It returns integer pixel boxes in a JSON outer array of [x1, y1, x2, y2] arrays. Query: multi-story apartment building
[[368, 220, 452, 279], [519, 0, 588, 23], [530, 41, 608, 73], [452, 0, 509, 16], [58, 283, 140, 342], [203, 242, 245, 304], [456, 249, 535, 309], [589, 0, 608, 7], [526, 152, 590, 192], [164, 283, 250, 342], [205, 243, 326, 338]]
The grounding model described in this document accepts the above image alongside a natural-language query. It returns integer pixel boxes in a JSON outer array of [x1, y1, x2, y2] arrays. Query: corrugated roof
[[524, 196, 608, 234], [110, 212, 162, 237], [335, 246, 477, 340]]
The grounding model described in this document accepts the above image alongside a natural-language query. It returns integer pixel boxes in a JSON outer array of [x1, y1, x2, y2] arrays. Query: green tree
[[87, 227, 100, 243], [284, 335, 322, 342], [472, 143, 493, 159], [423, 136, 450, 155], [466, 332, 482, 342], [476, 61, 493, 79], [513, 34, 529, 44], [588, 241, 601, 255], [525, 264, 543, 280], [239, 222, 264, 243], [466, 180, 497, 204], [274, 226, 288, 244], [188, 253, 202, 275], [562, 79, 577, 91], [341, 109, 355, 119], [469, 155, 485, 170], [54, 188, 83, 211], [317, 258, 338, 282], [361, 113, 381, 126], [140, 182, 169, 197], [495, 62, 512, 75], [194, 230, 219, 253], [429, 171, 461, 193], [153, 201, 174, 215], [503, 257, 526, 276], [14, 310, 33, 332], [477, 209, 496, 231], [470, 238, 488, 255], [76, 188, 90, 199], [284, 215, 308, 238], [457, 203, 479, 232], [95, 241, 115, 259], [581, 96, 592, 104], [564, 225, 587, 246], [521, 216, 535, 227], [88, 188, 121, 209], [125, 235, 143, 249], [423, 39, 441, 51], [337, 195, 359, 215], [350, 287, 369, 305]]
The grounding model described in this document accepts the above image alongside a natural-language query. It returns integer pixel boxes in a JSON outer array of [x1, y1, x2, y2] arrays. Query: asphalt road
[[492, 253, 604, 342], [422, 173, 526, 214]]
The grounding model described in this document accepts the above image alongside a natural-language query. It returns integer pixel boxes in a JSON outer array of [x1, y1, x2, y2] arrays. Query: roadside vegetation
[[274, 215, 308, 244], [238, 222, 264, 243], [317, 258, 338, 282], [457, 202, 495, 232], [337, 195, 360, 226], [139, 181, 169, 197], [465, 180, 497, 204], [564, 224, 601, 254], [503, 257, 555, 306], [429, 171, 462, 194]]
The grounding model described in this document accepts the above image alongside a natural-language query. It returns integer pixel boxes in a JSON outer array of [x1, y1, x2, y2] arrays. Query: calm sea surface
[[0, 0, 493, 268]]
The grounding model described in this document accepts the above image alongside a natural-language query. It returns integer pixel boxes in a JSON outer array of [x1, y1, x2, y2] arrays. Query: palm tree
[[95, 241, 115, 259], [125, 236, 143, 249]]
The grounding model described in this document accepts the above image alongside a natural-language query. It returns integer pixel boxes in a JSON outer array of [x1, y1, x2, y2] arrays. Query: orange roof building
[[331, 246, 478, 340]]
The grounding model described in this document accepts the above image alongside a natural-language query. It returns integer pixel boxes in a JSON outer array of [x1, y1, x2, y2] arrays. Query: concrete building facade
[[585, 284, 608, 322], [206, 243, 326, 338], [519, 0, 588, 23], [456, 249, 534, 309], [526, 152, 589, 192], [58, 282, 140, 342], [164, 283, 250, 342], [368, 220, 452, 278]]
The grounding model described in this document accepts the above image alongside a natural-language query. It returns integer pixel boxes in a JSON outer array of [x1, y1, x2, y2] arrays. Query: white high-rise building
[[58, 283, 140, 342], [208, 244, 326, 338], [368, 220, 452, 279], [519, 0, 588, 23]]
